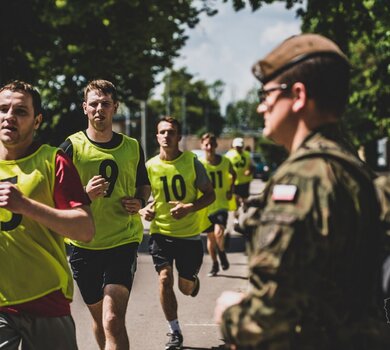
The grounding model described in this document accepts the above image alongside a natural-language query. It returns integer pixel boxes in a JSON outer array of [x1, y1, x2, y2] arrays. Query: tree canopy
[[224, 0, 390, 151], [0, 0, 217, 145], [149, 67, 225, 135]]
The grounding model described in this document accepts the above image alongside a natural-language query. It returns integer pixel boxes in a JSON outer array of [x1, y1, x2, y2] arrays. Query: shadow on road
[[183, 346, 225, 350], [214, 274, 248, 280]]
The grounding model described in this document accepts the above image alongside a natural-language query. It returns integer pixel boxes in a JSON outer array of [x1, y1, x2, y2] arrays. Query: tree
[[0, 0, 218, 145], [223, 0, 390, 157], [225, 87, 260, 131], [151, 67, 225, 136]]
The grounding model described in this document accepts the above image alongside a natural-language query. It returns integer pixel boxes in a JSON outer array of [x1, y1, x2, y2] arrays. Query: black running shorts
[[69, 242, 138, 305], [204, 209, 228, 233], [148, 234, 203, 281]]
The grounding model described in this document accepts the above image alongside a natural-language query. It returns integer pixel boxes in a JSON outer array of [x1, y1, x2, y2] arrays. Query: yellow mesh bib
[[0, 145, 73, 306]]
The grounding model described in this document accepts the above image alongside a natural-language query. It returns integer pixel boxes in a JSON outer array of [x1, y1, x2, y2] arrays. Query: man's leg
[[214, 224, 225, 252], [103, 284, 130, 350], [178, 276, 198, 295], [177, 239, 203, 296], [215, 224, 229, 270], [207, 231, 220, 277], [87, 285, 131, 350], [159, 265, 178, 321], [87, 301, 105, 350]]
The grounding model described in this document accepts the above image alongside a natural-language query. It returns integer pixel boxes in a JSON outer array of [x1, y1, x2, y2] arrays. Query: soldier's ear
[[291, 82, 307, 113]]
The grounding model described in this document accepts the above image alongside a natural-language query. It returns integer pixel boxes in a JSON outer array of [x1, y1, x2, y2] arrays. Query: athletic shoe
[[190, 275, 200, 297], [165, 331, 183, 350], [218, 250, 230, 270], [207, 261, 219, 277]]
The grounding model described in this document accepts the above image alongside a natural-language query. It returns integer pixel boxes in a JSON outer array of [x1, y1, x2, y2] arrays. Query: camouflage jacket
[[221, 125, 390, 350]]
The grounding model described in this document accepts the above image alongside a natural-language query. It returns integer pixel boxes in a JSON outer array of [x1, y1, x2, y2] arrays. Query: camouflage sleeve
[[221, 161, 335, 347]]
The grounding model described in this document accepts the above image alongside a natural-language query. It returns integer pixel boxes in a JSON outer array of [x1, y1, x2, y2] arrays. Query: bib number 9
[[99, 159, 119, 197]]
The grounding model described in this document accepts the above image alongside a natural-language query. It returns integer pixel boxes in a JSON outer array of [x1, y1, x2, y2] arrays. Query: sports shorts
[[234, 182, 250, 199], [0, 312, 77, 350], [148, 234, 203, 281], [204, 209, 228, 233], [69, 242, 138, 305]]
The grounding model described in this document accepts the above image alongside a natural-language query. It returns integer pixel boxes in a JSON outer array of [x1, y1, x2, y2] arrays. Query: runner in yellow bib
[[60, 80, 150, 350], [140, 117, 215, 350], [199, 133, 236, 277], [0, 81, 94, 350]]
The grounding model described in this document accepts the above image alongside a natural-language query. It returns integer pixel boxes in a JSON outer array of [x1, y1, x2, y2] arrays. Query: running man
[[199, 133, 236, 276], [140, 117, 215, 350], [60, 79, 150, 350], [225, 137, 254, 206], [0, 80, 94, 349]]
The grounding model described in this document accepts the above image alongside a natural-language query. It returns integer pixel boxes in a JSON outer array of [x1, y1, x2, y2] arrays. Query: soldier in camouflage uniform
[[214, 34, 390, 349]]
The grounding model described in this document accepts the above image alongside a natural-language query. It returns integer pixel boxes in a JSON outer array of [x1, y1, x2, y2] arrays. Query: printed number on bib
[[209, 170, 223, 189], [1, 176, 23, 231], [160, 175, 186, 202], [235, 156, 246, 168], [99, 159, 118, 197]]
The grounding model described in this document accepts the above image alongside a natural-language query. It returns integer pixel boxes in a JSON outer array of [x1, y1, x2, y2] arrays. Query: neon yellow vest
[[147, 151, 209, 237], [0, 145, 73, 306], [67, 132, 143, 249], [200, 155, 232, 215], [225, 149, 253, 185]]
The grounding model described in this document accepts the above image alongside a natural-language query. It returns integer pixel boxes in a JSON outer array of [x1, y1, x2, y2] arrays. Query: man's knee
[[159, 267, 174, 289], [178, 277, 194, 295], [103, 311, 125, 336]]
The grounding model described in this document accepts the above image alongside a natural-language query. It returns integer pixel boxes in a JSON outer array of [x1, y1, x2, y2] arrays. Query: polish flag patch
[[272, 184, 298, 202]]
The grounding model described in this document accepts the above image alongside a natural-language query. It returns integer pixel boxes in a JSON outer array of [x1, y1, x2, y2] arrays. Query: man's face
[[83, 90, 118, 132], [0, 89, 41, 147], [256, 81, 294, 144], [157, 121, 181, 149], [201, 138, 217, 155]]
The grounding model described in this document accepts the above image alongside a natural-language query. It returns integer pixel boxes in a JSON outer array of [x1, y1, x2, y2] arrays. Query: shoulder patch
[[272, 184, 298, 202]]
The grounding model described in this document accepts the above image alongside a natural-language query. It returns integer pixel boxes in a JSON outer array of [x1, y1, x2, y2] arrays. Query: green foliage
[[149, 67, 225, 136], [225, 0, 390, 150], [0, 0, 217, 145], [225, 87, 260, 132]]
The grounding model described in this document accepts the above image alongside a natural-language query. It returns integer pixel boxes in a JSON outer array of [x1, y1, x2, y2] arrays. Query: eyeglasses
[[257, 83, 289, 104]]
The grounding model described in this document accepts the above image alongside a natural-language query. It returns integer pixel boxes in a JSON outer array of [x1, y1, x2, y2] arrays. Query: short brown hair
[[201, 132, 217, 146], [275, 55, 350, 116], [157, 116, 182, 135], [84, 79, 118, 103], [0, 80, 42, 116]]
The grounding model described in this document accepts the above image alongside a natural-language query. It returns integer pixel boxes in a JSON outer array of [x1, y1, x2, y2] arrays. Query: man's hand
[[0, 182, 26, 214], [85, 175, 109, 200], [169, 201, 193, 220], [139, 200, 156, 221], [122, 197, 143, 215]]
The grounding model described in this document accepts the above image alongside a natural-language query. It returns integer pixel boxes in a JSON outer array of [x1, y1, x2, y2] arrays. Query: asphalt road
[[70, 180, 264, 349], [71, 250, 249, 350]]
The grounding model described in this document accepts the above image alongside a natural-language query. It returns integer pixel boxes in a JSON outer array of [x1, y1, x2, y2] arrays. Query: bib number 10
[[1, 176, 23, 231], [160, 175, 186, 202]]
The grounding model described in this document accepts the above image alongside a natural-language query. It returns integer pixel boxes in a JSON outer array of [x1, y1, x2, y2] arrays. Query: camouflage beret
[[252, 33, 349, 84]]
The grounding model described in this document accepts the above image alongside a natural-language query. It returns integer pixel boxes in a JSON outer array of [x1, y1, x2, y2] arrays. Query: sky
[[154, 1, 303, 112]]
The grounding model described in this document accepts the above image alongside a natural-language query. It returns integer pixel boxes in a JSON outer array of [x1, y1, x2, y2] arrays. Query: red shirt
[[0, 151, 90, 317]]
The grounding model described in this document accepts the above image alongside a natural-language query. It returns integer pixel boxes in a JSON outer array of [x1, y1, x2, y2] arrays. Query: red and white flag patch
[[272, 184, 298, 202]]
